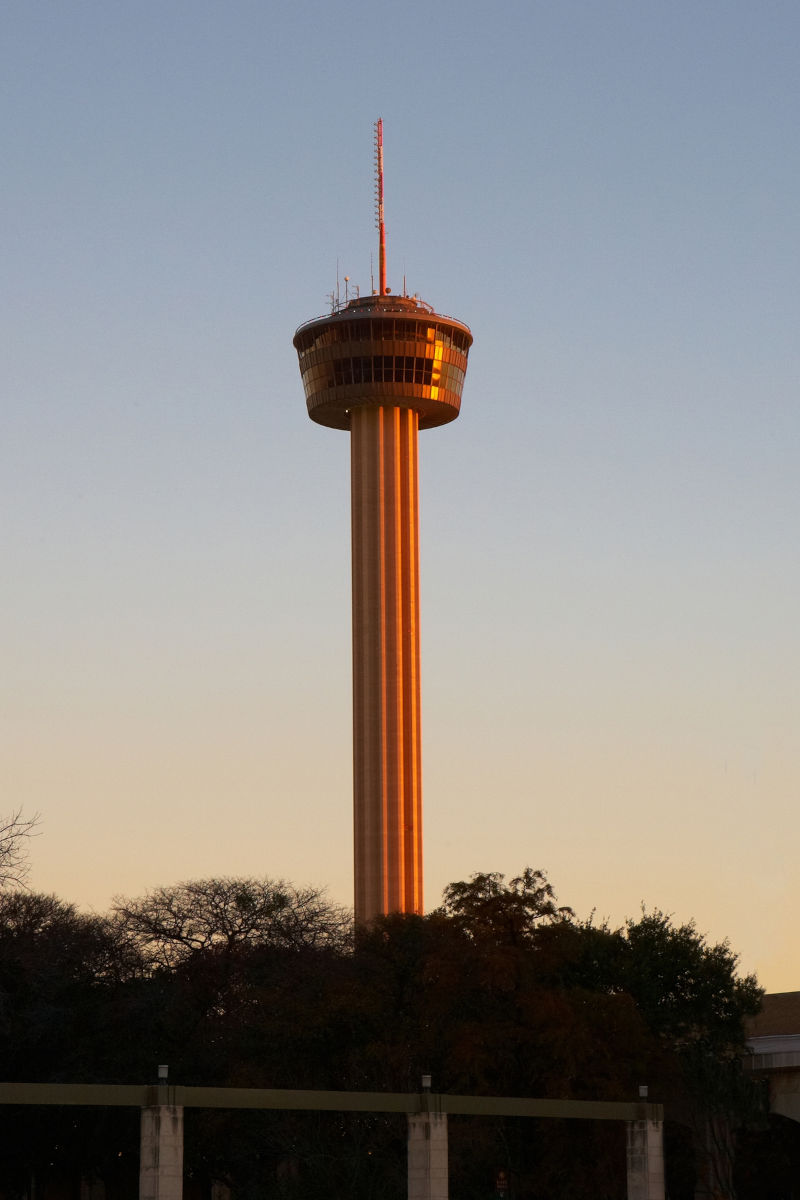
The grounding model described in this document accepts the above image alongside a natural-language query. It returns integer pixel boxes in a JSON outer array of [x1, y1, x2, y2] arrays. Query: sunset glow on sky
[[3, 1, 799, 991]]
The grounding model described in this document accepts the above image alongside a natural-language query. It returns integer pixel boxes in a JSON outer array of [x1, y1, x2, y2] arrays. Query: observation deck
[[293, 294, 473, 431]]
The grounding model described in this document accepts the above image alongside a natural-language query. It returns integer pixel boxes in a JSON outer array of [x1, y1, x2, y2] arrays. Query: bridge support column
[[627, 1117, 665, 1200], [408, 1112, 448, 1200], [139, 1103, 184, 1200]]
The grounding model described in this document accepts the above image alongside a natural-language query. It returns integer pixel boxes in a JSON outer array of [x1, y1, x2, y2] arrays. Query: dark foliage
[[0, 871, 768, 1200]]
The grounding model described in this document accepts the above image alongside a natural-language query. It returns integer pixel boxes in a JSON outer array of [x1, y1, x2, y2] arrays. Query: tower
[[293, 121, 472, 924]]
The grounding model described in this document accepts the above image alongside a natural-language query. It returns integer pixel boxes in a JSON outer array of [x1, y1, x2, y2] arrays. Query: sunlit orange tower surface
[[293, 121, 472, 924]]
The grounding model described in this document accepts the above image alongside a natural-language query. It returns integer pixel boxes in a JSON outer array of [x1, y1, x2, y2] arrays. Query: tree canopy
[[437, 867, 574, 943], [111, 876, 351, 969], [0, 868, 771, 1200]]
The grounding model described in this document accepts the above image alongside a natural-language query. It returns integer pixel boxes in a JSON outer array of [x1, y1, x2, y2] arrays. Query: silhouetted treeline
[[0, 869, 792, 1200]]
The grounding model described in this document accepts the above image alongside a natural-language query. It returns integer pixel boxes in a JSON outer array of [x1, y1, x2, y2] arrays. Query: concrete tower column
[[139, 1102, 184, 1200], [351, 405, 422, 922], [407, 1112, 449, 1200], [626, 1117, 665, 1200]]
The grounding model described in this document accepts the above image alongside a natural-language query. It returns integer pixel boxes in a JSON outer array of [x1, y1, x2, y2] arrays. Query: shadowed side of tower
[[293, 128, 471, 925]]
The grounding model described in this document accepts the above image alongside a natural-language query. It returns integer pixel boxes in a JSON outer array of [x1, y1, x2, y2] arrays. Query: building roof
[[748, 992, 800, 1038]]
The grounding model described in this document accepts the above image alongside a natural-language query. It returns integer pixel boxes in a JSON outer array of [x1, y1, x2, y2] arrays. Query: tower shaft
[[351, 405, 422, 924], [294, 293, 471, 922]]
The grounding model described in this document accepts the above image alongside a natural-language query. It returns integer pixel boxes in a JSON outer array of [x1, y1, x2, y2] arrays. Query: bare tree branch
[[0, 808, 40, 889]]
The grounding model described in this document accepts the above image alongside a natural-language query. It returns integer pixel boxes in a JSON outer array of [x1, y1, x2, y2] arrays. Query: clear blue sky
[[4, 1, 799, 989]]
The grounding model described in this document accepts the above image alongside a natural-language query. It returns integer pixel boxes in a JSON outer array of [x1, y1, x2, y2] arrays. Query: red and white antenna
[[374, 118, 387, 295]]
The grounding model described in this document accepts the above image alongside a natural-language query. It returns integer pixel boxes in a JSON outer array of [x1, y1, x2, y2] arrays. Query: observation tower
[[293, 121, 472, 924]]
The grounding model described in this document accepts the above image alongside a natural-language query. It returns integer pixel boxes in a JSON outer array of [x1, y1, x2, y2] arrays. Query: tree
[[0, 807, 39, 888], [554, 905, 765, 1198], [0, 891, 145, 1197], [0, 891, 138, 1076], [112, 876, 352, 970], [620, 908, 762, 1056], [437, 868, 573, 946], [431, 869, 767, 1199], [0, 868, 769, 1200]]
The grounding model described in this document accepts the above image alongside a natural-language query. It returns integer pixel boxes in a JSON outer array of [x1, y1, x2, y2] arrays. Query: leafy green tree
[[437, 868, 573, 945], [619, 908, 762, 1055], [431, 871, 766, 1199]]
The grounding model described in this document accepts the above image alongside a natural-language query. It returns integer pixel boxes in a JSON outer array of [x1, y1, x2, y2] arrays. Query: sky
[[3, 1, 799, 992]]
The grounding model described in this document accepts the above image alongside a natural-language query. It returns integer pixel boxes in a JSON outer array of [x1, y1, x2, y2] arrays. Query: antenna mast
[[375, 118, 387, 295]]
